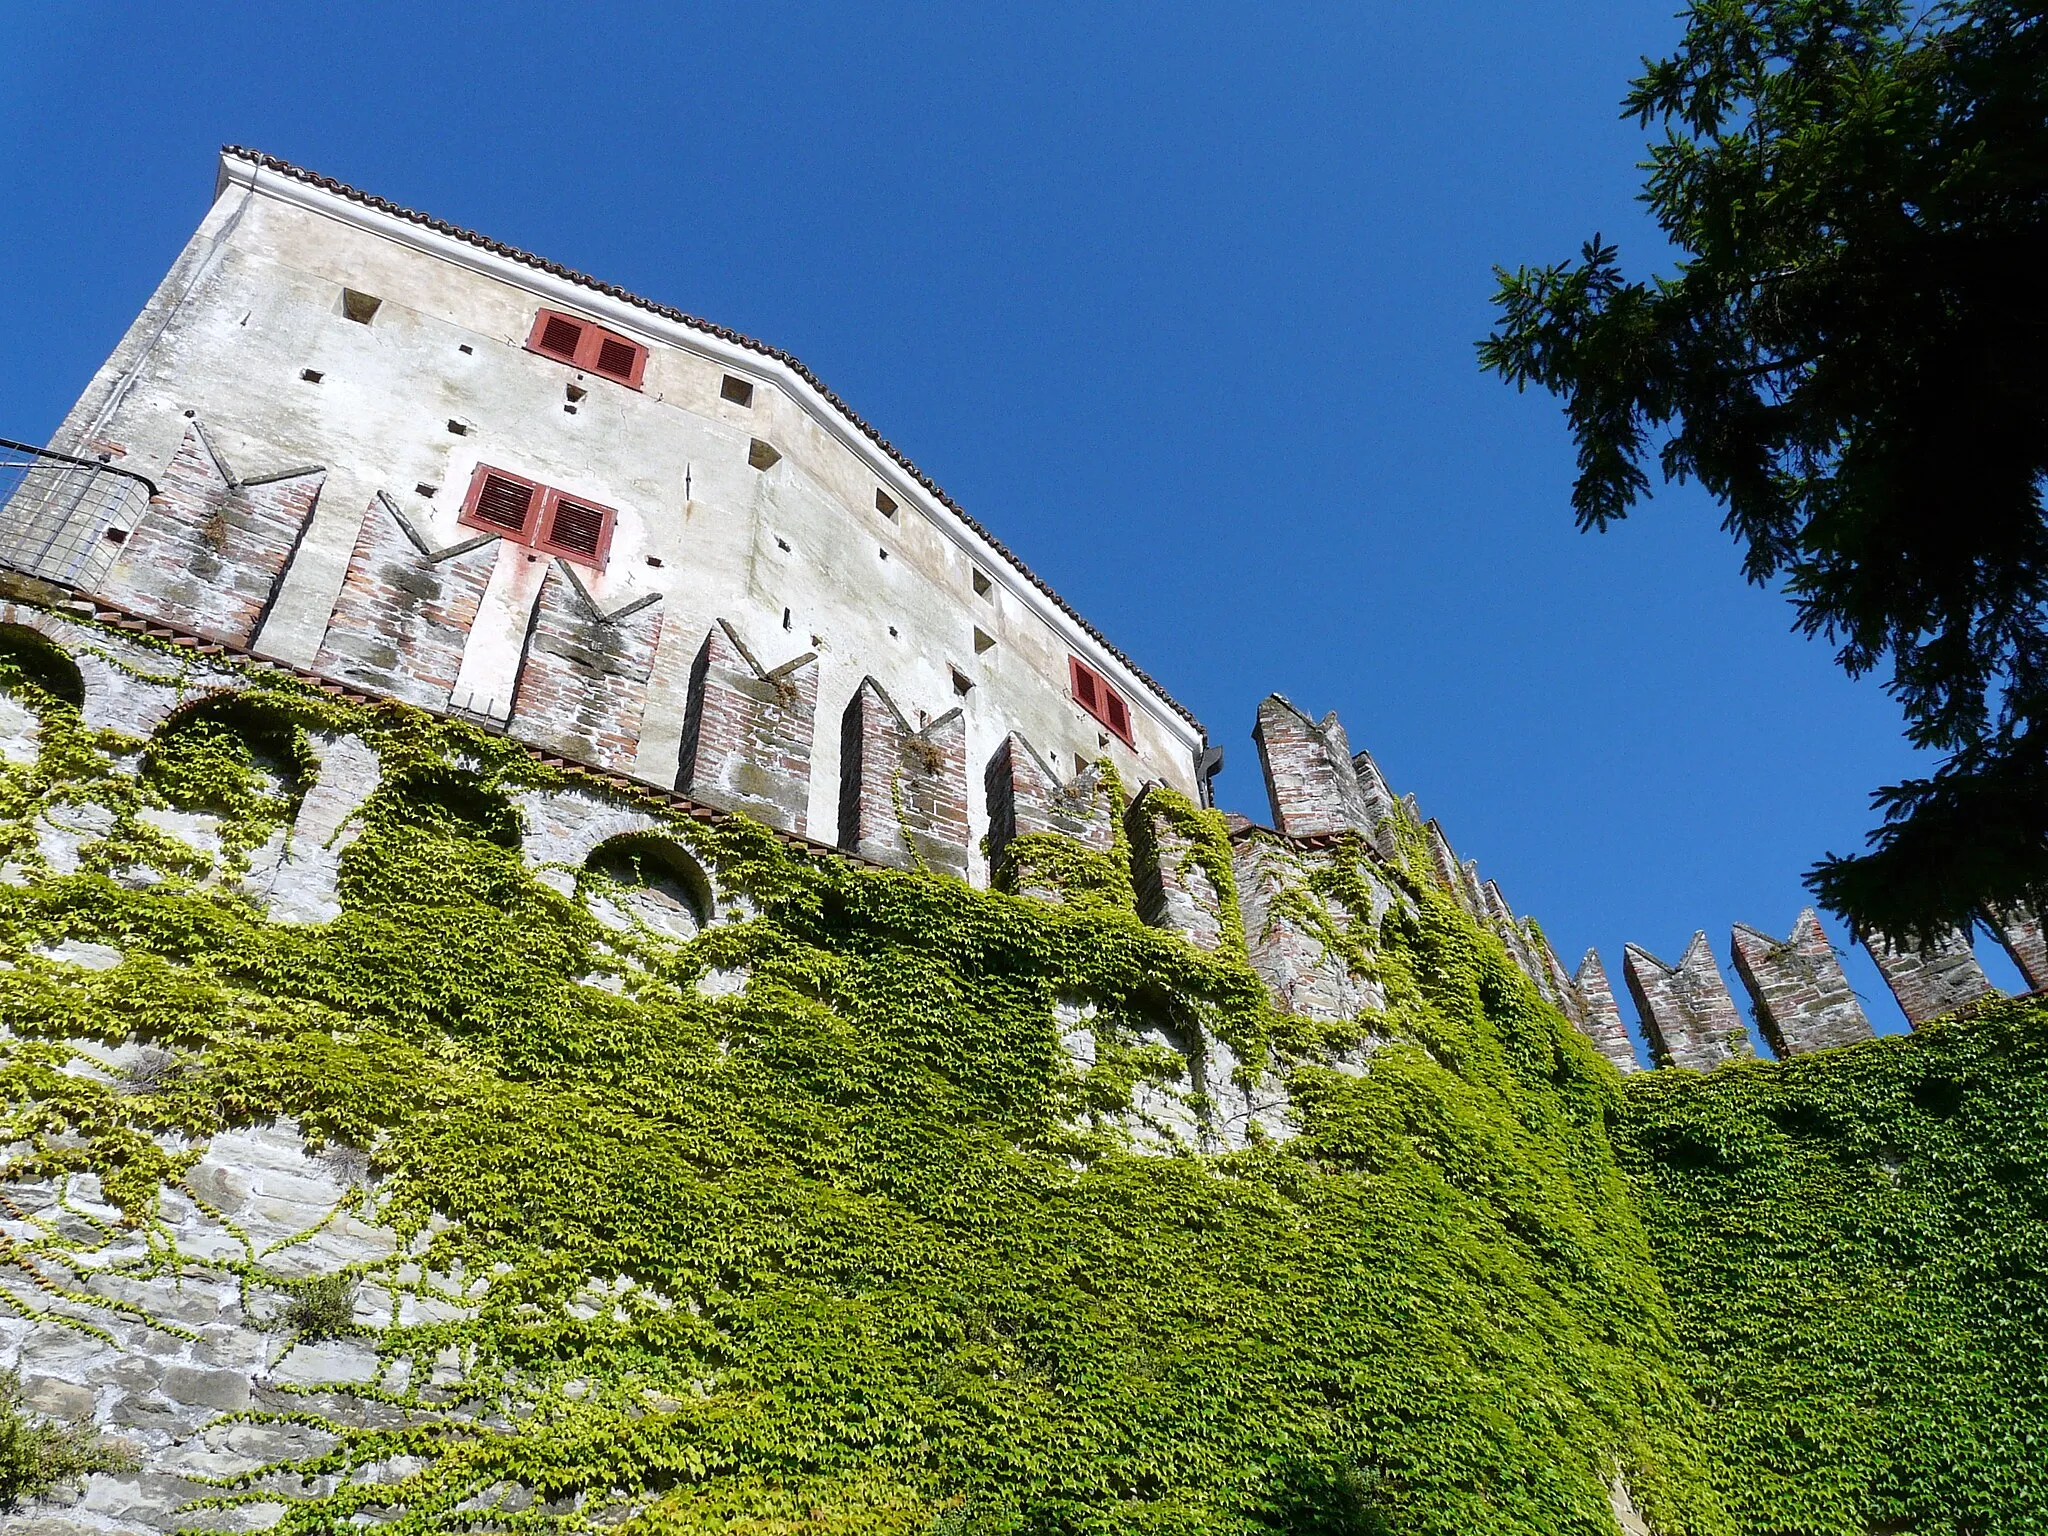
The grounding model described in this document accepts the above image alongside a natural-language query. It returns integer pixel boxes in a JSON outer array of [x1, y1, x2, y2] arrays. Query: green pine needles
[[0, 622, 2045, 1533]]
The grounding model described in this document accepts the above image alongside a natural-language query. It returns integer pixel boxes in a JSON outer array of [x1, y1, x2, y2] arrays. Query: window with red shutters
[[538, 494, 614, 565], [536, 313, 586, 362], [1068, 657, 1135, 746], [460, 464, 616, 569], [461, 467, 543, 539], [525, 309, 648, 388]]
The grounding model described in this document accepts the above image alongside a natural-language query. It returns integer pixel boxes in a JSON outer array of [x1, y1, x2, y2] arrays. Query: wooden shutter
[[1069, 657, 1134, 746], [538, 493, 614, 566], [595, 336, 640, 381], [1069, 657, 1099, 713], [527, 309, 646, 388], [460, 465, 542, 538], [531, 310, 587, 362]]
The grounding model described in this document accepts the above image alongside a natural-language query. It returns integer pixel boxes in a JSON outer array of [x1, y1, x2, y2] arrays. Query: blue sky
[[1, 2, 2012, 1047]]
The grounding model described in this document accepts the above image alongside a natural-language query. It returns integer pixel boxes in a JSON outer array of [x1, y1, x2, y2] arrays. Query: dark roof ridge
[[218, 146, 1203, 737]]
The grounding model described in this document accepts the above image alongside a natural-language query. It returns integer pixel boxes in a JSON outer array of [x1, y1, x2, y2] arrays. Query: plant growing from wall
[[0, 1371, 138, 1513]]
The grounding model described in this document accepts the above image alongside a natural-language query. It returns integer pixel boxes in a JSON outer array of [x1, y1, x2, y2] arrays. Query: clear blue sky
[[1, 2, 2012, 1047]]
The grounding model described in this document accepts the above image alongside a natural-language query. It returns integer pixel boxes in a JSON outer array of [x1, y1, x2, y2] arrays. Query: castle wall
[[19, 154, 1204, 888], [1730, 912, 1873, 1056]]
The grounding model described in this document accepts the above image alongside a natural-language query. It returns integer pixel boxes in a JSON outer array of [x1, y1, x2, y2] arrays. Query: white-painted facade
[[25, 150, 1206, 873]]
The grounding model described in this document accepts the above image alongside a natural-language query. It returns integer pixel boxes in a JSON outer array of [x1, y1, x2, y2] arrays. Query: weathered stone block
[[675, 620, 817, 834], [1126, 785, 1227, 950], [1252, 695, 1389, 848], [94, 421, 325, 648], [1624, 932, 1753, 1071], [161, 1364, 252, 1412], [1730, 911, 1873, 1057], [1865, 926, 1995, 1024], [507, 564, 664, 774], [837, 677, 969, 879], [1571, 949, 1640, 1072]]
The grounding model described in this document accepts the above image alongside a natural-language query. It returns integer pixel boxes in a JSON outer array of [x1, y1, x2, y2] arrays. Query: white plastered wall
[[42, 156, 1206, 878]]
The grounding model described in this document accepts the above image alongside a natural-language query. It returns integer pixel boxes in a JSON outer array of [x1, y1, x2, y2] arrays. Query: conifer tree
[[1482, 1, 2048, 941]]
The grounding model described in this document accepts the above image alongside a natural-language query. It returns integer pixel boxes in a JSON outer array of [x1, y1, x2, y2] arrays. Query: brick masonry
[[1573, 949, 1640, 1072], [313, 494, 497, 712], [1864, 926, 1995, 1025], [1350, 750, 1403, 859], [675, 621, 819, 835], [1253, 695, 1385, 841], [1988, 901, 2048, 992], [1126, 785, 1226, 951], [1624, 933, 1753, 1071], [96, 422, 325, 649], [508, 564, 665, 775], [837, 677, 970, 879], [984, 733, 1118, 899], [1729, 911, 1873, 1057]]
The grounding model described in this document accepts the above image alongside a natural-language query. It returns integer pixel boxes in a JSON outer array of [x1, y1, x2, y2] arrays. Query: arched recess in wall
[[141, 690, 312, 823], [0, 623, 86, 711], [377, 765, 525, 850], [581, 833, 713, 940]]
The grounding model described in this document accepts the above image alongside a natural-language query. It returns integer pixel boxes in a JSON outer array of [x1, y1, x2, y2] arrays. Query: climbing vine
[[1620, 1000, 2048, 1534], [18, 618, 2047, 1533]]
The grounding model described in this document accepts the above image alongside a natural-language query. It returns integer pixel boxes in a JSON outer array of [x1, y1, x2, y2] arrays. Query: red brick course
[[313, 495, 497, 711], [675, 621, 818, 835], [97, 424, 324, 648], [508, 565, 665, 775]]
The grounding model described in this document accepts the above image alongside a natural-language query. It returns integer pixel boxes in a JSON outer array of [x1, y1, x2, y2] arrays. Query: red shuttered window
[[1069, 657, 1134, 746], [460, 464, 616, 569], [524, 308, 649, 388]]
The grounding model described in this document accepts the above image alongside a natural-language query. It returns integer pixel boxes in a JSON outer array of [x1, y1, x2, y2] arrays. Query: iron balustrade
[[0, 437, 158, 588]]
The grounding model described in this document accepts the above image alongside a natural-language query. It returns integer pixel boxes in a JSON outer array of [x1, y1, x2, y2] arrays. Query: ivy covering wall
[[0, 620, 2044, 1535], [1622, 999, 2048, 1534]]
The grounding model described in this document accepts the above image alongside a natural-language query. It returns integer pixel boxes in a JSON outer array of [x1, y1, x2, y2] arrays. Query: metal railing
[[0, 437, 158, 588]]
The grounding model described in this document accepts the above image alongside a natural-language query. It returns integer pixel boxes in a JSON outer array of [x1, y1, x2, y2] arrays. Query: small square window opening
[[951, 668, 974, 696], [299, 369, 323, 383], [875, 489, 897, 519], [973, 627, 996, 655], [749, 439, 782, 471], [721, 375, 755, 406], [972, 568, 992, 598], [342, 289, 381, 324]]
